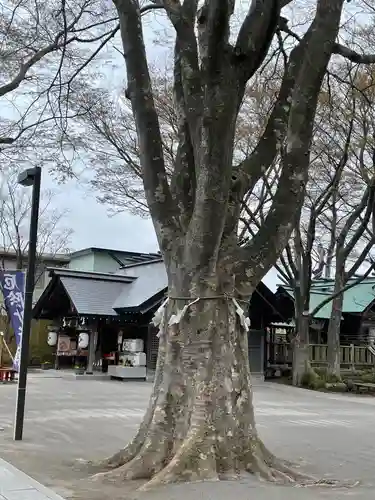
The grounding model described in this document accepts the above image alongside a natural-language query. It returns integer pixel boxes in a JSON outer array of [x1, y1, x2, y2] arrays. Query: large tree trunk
[[96, 268, 310, 488], [106, 0, 347, 490], [327, 269, 344, 378]]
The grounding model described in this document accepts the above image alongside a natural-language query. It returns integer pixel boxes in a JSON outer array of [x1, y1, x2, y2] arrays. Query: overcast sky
[[43, 171, 159, 253]]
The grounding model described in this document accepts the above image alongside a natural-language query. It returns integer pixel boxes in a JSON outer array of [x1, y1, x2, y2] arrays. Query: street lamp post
[[14, 166, 41, 441]]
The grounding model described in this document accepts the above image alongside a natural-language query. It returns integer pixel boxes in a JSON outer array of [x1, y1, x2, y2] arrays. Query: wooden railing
[[267, 342, 375, 368], [309, 344, 375, 367]]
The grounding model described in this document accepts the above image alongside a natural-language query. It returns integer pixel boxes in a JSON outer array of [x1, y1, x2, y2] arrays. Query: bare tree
[[0, 170, 72, 275], [0, 0, 119, 173], [274, 63, 375, 383], [277, 161, 349, 384], [323, 70, 375, 376], [5, 0, 375, 488]]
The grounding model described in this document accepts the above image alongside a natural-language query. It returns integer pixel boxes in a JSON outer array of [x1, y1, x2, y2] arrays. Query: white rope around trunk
[[152, 296, 250, 338]]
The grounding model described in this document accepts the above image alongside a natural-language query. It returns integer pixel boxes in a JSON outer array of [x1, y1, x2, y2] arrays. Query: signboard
[[0, 271, 25, 371], [57, 335, 77, 356]]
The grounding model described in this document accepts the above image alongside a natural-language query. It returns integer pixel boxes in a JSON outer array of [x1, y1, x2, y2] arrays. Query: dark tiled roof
[[69, 247, 160, 264], [35, 259, 275, 319], [113, 261, 167, 311], [60, 276, 126, 316], [48, 268, 134, 283]]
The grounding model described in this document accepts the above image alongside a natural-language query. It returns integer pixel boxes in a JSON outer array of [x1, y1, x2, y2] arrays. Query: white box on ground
[[122, 338, 144, 353], [131, 352, 146, 366], [119, 352, 146, 367], [108, 365, 146, 380]]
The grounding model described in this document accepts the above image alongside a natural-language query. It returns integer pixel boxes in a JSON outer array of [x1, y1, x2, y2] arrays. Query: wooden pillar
[[86, 329, 97, 374]]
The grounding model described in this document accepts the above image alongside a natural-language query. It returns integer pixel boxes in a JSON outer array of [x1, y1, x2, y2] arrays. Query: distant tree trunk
[[291, 229, 314, 386], [326, 184, 375, 377], [327, 266, 344, 377], [293, 297, 312, 386]]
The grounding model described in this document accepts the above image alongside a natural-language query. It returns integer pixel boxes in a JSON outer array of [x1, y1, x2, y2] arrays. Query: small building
[[67, 247, 161, 273], [32, 248, 283, 379], [276, 277, 375, 345]]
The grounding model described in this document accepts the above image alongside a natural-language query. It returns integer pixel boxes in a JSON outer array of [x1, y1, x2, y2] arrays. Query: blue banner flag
[[0, 271, 25, 371]]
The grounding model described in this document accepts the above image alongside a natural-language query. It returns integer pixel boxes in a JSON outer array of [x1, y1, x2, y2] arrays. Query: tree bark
[[291, 230, 314, 386], [327, 268, 344, 377], [107, 0, 347, 489], [96, 269, 312, 487], [292, 309, 311, 386]]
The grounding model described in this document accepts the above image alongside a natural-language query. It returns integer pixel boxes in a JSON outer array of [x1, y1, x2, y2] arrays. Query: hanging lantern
[[78, 332, 89, 349], [47, 331, 58, 346], [117, 331, 123, 346]]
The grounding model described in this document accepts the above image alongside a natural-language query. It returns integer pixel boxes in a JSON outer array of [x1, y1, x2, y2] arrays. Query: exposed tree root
[[93, 430, 146, 472], [94, 427, 325, 492], [87, 299, 358, 492], [244, 439, 315, 484], [77, 402, 151, 475], [92, 430, 358, 492], [139, 428, 219, 490], [257, 440, 314, 482]]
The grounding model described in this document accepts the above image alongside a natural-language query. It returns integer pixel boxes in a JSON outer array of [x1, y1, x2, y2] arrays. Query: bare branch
[[333, 43, 375, 65]]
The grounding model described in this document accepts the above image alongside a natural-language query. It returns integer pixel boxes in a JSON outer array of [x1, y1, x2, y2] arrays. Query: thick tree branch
[[141, 3, 165, 15], [170, 38, 196, 228], [235, 0, 281, 82], [233, 28, 311, 199], [346, 239, 375, 279], [234, 0, 346, 290], [341, 186, 375, 261], [161, 0, 202, 167], [197, 1, 234, 77], [115, 0, 181, 251], [333, 43, 375, 64]]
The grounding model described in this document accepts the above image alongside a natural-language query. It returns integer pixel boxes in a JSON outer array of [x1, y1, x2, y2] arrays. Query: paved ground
[[0, 458, 65, 500], [1, 372, 375, 499]]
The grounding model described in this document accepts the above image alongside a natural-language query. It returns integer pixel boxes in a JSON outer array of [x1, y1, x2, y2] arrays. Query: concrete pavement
[[1, 373, 375, 498], [0, 458, 65, 500]]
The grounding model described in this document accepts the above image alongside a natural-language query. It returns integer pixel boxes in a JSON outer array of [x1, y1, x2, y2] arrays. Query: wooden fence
[[267, 342, 375, 369], [309, 344, 375, 368]]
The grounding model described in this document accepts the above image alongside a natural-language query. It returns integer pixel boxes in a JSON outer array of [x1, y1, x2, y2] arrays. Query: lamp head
[[17, 168, 37, 187]]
